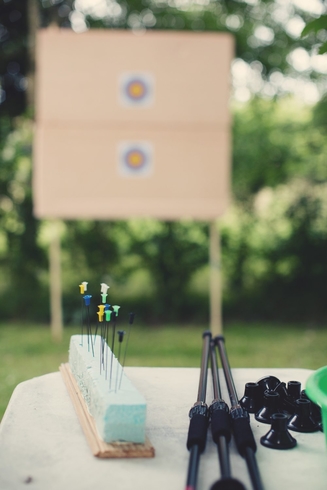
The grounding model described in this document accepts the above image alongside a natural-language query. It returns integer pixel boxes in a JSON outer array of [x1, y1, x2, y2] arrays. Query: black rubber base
[[260, 413, 297, 449]]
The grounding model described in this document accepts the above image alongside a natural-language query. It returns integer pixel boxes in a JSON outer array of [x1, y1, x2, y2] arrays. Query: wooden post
[[209, 220, 222, 336], [49, 220, 63, 342]]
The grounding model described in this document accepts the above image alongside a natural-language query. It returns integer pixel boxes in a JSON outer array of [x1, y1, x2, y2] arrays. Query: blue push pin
[[83, 295, 92, 306], [104, 304, 111, 311]]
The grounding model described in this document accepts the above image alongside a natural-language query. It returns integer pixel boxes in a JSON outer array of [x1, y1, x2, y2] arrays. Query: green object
[[112, 305, 120, 316], [306, 366, 327, 447], [101, 293, 107, 303], [105, 310, 112, 322]]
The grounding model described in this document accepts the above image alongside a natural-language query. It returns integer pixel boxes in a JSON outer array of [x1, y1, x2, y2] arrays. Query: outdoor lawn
[[0, 321, 326, 420]]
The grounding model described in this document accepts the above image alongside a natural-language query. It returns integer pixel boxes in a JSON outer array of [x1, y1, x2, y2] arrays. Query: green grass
[[0, 322, 326, 420]]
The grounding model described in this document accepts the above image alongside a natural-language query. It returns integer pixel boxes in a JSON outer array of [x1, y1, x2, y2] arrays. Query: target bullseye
[[126, 80, 148, 101], [120, 73, 154, 107], [118, 142, 153, 177], [125, 148, 146, 169]]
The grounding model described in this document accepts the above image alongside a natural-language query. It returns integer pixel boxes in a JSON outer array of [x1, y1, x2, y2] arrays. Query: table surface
[[0, 367, 325, 490]]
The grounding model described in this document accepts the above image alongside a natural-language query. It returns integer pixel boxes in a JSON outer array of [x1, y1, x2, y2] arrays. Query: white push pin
[[100, 283, 110, 294], [82, 281, 88, 291]]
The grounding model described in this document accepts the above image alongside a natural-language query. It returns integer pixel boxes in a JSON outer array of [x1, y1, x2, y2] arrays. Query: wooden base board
[[59, 363, 155, 458]]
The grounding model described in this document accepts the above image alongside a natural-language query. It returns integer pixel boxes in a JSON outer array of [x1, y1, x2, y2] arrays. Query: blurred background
[[0, 0, 327, 416], [1, 0, 327, 324]]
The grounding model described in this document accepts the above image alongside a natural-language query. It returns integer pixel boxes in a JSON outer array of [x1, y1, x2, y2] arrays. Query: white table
[[0, 368, 325, 490]]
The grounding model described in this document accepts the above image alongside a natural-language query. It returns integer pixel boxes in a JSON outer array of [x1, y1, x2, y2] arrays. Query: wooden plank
[[59, 363, 155, 459], [36, 29, 233, 125], [33, 126, 230, 220]]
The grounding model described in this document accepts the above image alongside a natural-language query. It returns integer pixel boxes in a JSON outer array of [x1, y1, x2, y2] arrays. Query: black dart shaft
[[209, 341, 246, 490], [185, 331, 211, 490], [215, 336, 264, 490]]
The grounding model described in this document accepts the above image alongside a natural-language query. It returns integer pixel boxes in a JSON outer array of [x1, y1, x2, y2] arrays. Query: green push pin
[[105, 309, 112, 322], [101, 293, 107, 304], [112, 305, 120, 316]]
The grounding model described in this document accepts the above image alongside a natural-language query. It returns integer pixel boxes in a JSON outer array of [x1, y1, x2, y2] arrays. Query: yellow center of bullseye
[[129, 83, 144, 98], [127, 151, 143, 167]]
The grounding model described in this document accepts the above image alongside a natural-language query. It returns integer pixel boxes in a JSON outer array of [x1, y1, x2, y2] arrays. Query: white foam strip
[[69, 335, 146, 443]]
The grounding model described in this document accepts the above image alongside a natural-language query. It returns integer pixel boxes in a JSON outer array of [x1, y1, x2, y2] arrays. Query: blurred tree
[[0, 117, 47, 320], [232, 97, 327, 201], [0, 0, 28, 117], [301, 10, 327, 54], [1, 0, 327, 324], [62, 220, 123, 296], [221, 178, 327, 322], [127, 220, 208, 321], [312, 93, 327, 130]]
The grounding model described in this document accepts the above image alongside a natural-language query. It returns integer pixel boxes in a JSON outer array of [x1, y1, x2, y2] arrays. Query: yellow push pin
[[79, 284, 85, 294], [97, 311, 104, 322]]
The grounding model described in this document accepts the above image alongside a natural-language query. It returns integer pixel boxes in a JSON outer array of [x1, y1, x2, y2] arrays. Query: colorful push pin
[[82, 281, 88, 291], [129, 312, 135, 324], [79, 284, 85, 294], [105, 309, 112, 322], [112, 305, 120, 316], [104, 304, 111, 311], [98, 305, 105, 314], [100, 283, 110, 294], [97, 311, 104, 322], [83, 294, 92, 306], [117, 330, 126, 343], [101, 293, 108, 304]]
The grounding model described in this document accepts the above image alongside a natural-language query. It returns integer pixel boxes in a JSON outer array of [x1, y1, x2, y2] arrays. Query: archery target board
[[34, 28, 234, 220]]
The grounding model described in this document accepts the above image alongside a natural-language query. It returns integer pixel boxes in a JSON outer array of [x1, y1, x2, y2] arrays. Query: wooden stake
[[49, 220, 63, 342], [209, 220, 222, 336]]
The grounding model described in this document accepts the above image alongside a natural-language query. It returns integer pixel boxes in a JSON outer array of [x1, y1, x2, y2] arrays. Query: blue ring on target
[[125, 78, 148, 102], [124, 147, 147, 171]]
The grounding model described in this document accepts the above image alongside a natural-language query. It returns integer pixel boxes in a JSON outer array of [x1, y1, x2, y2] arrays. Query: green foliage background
[[0, 0, 327, 325]]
